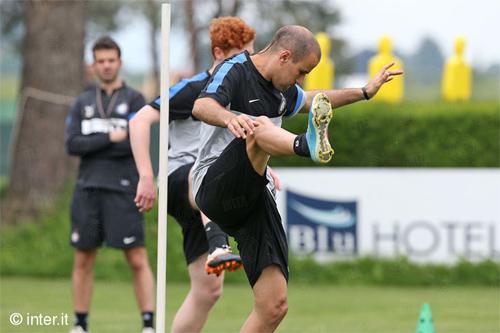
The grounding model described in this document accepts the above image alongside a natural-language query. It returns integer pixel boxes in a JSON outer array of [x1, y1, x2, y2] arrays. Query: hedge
[[270, 101, 499, 167]]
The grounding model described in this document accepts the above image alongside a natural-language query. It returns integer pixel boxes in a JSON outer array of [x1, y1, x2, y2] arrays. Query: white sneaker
[[141, 328, 155, 333], [69, 326, 88, 333]]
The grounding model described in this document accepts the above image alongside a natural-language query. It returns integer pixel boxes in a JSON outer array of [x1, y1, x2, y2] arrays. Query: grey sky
[[94, 0, 499, 73], [334, 0, 499, 68]]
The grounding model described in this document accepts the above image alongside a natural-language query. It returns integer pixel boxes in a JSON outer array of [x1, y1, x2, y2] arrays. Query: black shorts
[[70, 187, 144, 250], [168, 163, 208, 265], [196, 138, 289, 287]]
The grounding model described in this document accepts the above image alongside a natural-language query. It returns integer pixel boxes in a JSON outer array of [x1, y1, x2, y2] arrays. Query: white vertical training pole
[[156, 3, 170, 333]]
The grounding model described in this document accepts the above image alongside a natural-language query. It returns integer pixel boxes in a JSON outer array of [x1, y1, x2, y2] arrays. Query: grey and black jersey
[[150, 71, 210, 175], [66, 83, 145, 193], [192, 51, 305, 197]]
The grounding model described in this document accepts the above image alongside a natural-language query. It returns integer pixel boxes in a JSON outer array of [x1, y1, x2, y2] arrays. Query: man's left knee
[[126, 248, 149, 271], [254, 116, 272, 128], [256, 292, 288, 325]]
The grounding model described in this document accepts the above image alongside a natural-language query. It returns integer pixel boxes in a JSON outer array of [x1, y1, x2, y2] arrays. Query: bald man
[[192, 25, 402, 332]]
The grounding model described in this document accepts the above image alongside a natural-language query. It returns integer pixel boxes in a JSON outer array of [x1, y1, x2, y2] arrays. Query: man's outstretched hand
[[364, 62, 404, 99]]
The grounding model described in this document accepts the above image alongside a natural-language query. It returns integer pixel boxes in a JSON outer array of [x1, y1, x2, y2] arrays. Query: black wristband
[[362, 86, 370, 100]]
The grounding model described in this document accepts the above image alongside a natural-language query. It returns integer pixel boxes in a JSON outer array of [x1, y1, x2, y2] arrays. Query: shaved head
[[252, 25, 321, 91], [267, 25, 321, 62]]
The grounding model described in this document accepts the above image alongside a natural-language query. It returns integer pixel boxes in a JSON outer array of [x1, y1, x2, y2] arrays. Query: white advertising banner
[[273, 168, 500, 263]]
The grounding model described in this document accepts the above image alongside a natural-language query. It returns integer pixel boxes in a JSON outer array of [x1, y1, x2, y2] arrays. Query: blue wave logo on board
[[289, 199, 356, 228], [286, 189, 358, 256]]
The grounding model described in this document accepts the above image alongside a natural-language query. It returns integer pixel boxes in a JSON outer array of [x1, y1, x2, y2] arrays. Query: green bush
[[271, 101, 499, 167], [288, 256, 499, 286]]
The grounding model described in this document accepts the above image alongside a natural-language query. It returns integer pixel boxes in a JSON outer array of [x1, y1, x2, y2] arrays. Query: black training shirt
[[66, 83, 145, 192]]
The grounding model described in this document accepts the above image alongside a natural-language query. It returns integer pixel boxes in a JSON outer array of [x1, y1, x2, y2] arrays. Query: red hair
[[210, 17, 255, 53]]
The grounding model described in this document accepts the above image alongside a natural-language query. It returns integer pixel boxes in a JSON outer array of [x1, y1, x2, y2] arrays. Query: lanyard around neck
[[96, 86, 120, 119]]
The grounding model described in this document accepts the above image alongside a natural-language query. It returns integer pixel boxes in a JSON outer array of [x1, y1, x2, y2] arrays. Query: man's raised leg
[[251, 92, 334, 164]]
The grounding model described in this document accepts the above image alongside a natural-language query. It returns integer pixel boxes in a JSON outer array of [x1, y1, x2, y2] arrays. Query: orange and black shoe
[[205, 246, 243, 276]]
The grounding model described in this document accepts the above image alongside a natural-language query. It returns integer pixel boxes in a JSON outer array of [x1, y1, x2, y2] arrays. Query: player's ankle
[[293, 134, 310, 157], [204, 221, 229, 254], [142, 311, 154, 329], [74, 312, 88, 331]]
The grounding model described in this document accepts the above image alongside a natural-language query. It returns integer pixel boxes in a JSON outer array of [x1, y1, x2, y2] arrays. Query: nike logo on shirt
[[249, 99, 260, 103]]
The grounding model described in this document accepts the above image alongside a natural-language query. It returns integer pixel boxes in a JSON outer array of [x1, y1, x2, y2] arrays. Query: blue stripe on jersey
[[286, 84, 305, 118], [153, 96, 161, 108], [128, 112, 137, 120], [169, 71, 209, 100], [206, 53, 248, 93]]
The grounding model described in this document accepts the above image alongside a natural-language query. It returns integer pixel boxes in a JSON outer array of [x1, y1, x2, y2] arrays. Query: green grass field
[[1, 277, 498, 333]]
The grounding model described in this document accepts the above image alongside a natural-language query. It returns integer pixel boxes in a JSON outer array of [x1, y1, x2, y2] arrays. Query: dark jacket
[[65, 83, 145, 192]]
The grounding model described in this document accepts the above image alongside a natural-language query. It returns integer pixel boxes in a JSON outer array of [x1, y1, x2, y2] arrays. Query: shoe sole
[[206, 254, 243, 276], [309, 93, 334, 163]]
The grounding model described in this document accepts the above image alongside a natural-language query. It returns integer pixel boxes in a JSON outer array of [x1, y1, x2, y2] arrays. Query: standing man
[[192, 25, 403, 332], [130, 17, 264, 333], [66, 36, 155, 333]]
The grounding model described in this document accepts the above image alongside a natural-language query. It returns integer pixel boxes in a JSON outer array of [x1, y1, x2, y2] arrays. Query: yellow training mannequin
[[442, 36, 471, 101], [368, 36, 404, 103], [304, 32, 335, 90]]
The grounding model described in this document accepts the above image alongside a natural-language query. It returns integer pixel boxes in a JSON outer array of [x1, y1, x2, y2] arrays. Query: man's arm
[[299, 62, 404, 112], [192, 97, 258, 139], [65, 97, 115, 156], [129, 104, 160, 212], [97, 92, 147, 157]]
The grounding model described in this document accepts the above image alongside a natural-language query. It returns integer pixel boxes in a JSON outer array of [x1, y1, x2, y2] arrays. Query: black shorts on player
[[70, 186, 145, 250], [167, 163, 209, 265], [167, 163, 242, 272], [196, 138, 288, 287]]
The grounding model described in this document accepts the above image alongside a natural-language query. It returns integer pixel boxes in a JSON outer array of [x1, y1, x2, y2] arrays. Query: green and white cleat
[[306, 92, 334, 163]]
